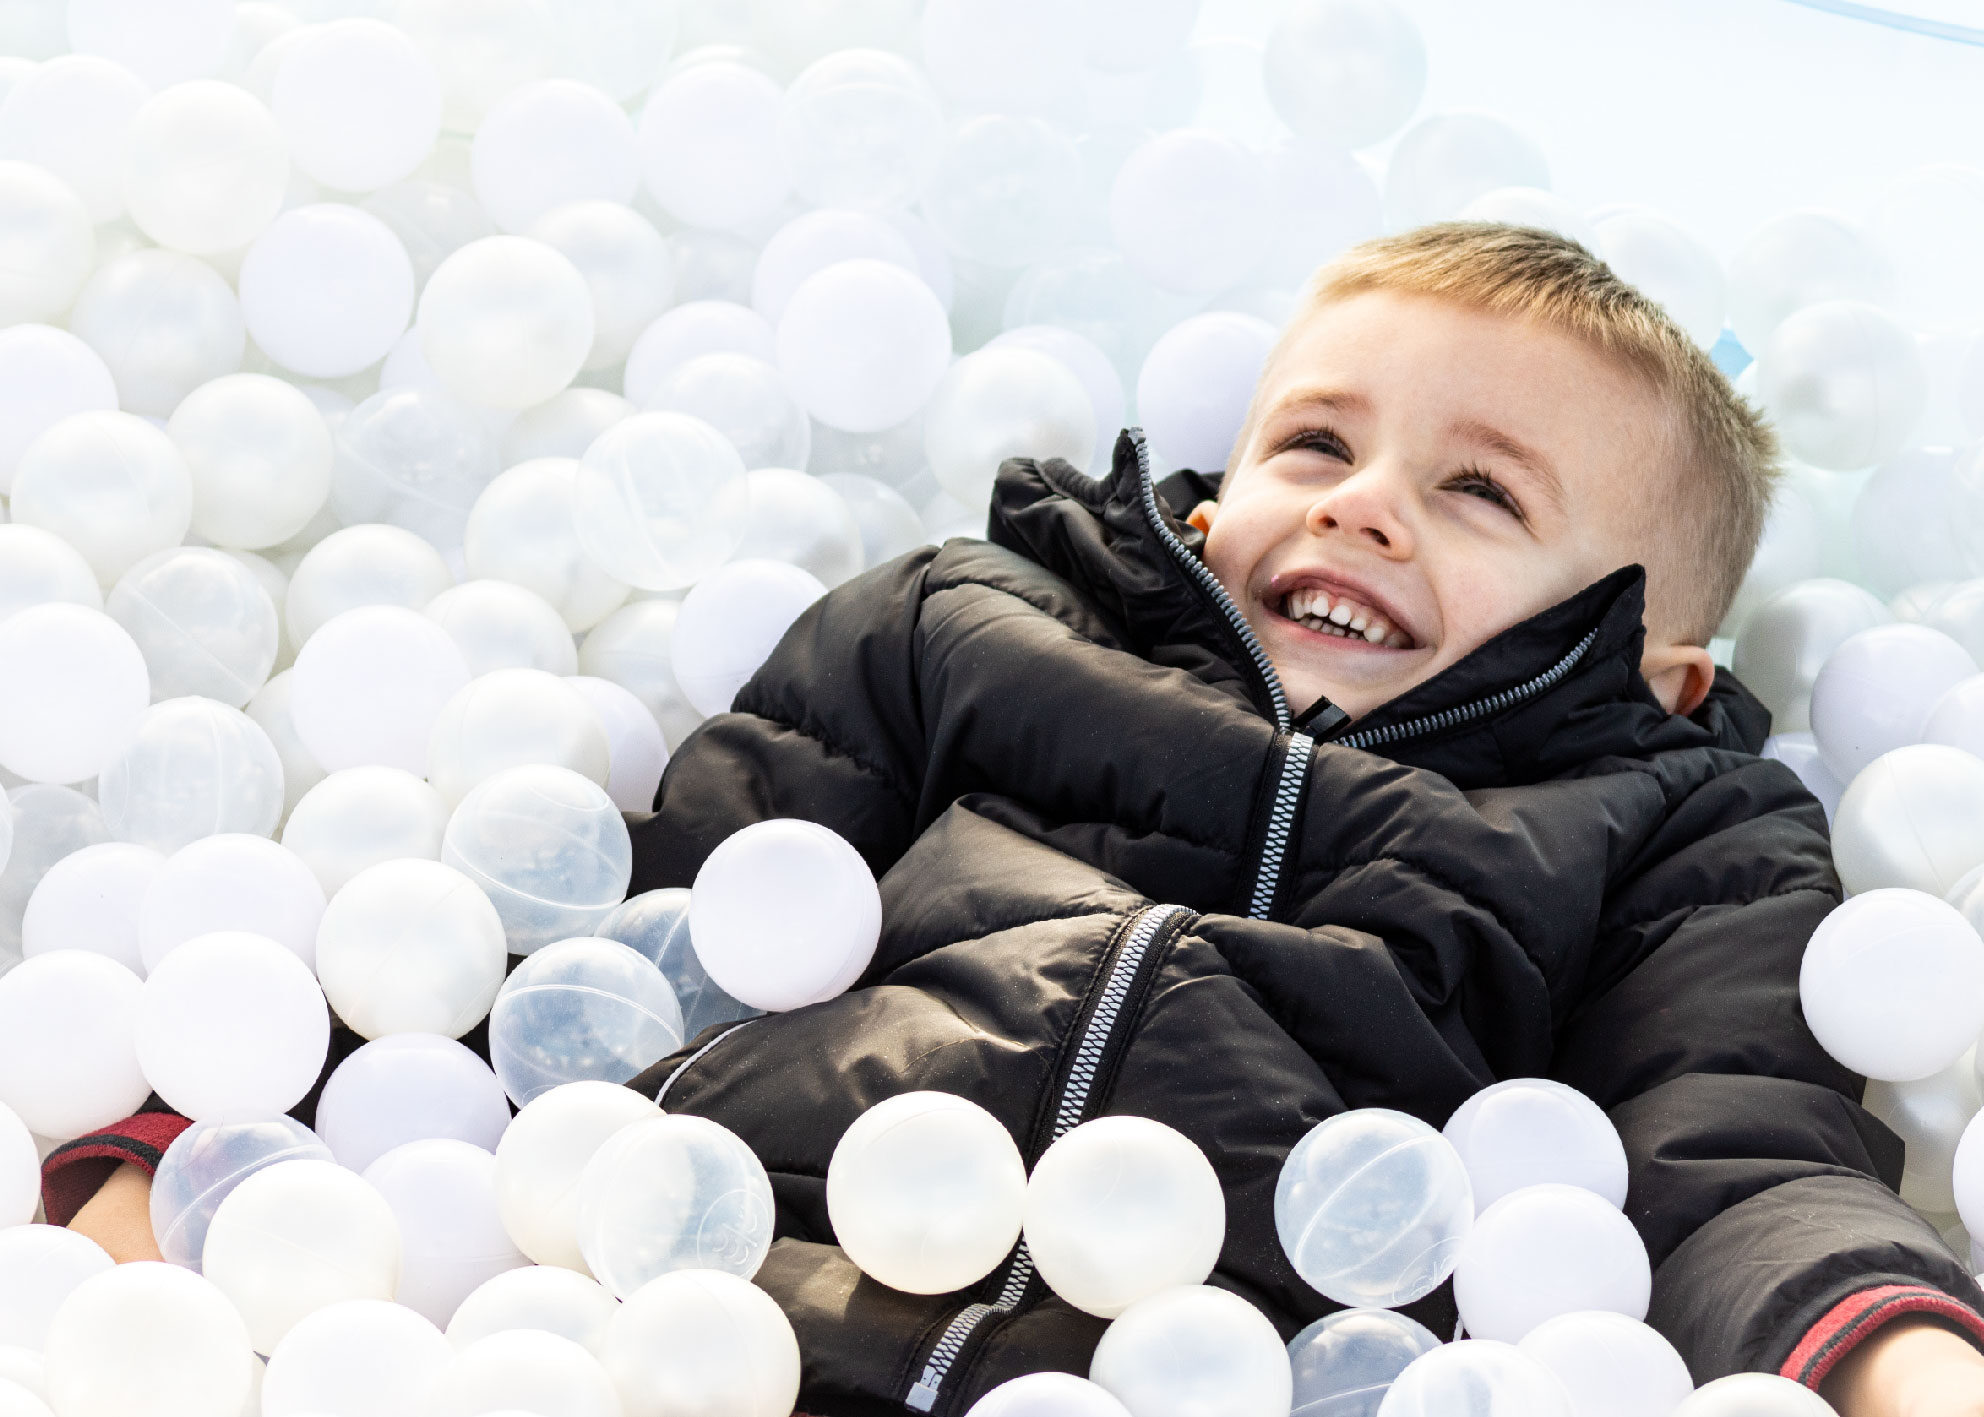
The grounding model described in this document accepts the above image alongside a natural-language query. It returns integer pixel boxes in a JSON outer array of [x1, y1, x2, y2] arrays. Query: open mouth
[[1274, 585, 1417, 650]]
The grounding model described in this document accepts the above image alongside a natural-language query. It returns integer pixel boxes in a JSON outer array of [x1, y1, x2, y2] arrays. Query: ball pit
[[599, 1269, 801, 1417], [1087, 1285, 1293, 1417]]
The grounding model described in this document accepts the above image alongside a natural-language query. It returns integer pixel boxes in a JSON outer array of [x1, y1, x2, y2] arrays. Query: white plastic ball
[[0, 526, 102, 622], [0, 949, 144, 1138], [1808, 623, 1977, 782], [575, 600, 704, 750], [1382, 112, 1551, 232], [1262, 0, 1425, 149], [1862, 1047, 1982, 1217], [426, 1329, 619, 1417], [166, 374, 334, 552], [1856, 450, 1970, 597], [314, 858, 507, 1040], [464, 461, 631, 634], [1109, 130, 1269, 296], [0, 785, 111, 968], [244, 670, 325, 823], [818, 473, 927, 569], [1375, 1341, 1571, 1417], [239, 205, 416, 381], [777, 259, 952, 434], [1516, 1312, 1693, 1417], [417, 236, 594, 411], [529, 200, 675, 373], [670, 559, 826, 718], [330, 383, 503, 552], [0, 1102, 33, 1230], [1137, 313, 1278, 474], [122, 80, 287, 254], [447, 1264, 618, 1353], [97, 697, 284, 851], [751, 209, 917, 326], [1442, 1079, 1628, 1215], [986, 326, 1125, 477], [281, 766, 448, 898], [600, 1268, 799, 1417], [1758, 300, 1927, 472], [598, 889, 758, 1040], [285, 524, 456, 650], [780, 49, 942, 212], [364, 1139, 529, 1326], [689, 817, 879, 1013], [543, 0, 677, 101], [494, 1080, 660, 1272], [261, 1298, 451, 1417], [1721, 479, 1826, 638], [362, 178, 497, 288], [428, 683, 615, 832], [1286, 1308, 1440, 1417], [924, 349, 1095, 508], [1459, 187, 1596, 248], [490, 936, 682, 1105], [43, 1262, 253, 1417], [1088, 1285, 1292, 1417], [269, 18, 440, 192], [623, 301, 777, 409], [10, 412, 192, 587], [1274, 1107, 1473, 1309], [67, 0, 233, 87], [138, 833, 324, 971], [1926, 581, 1984, 664], [203, 1158, 402, 1354], [0, 1227, 113, 1351], [967, 1373, 1131, 1417], [150, 1116, 332, 1271], [1731, 579, 1891, 734], [648, 353, 812, 475], [471, 80, 637, 235], [289, 606, 471, 783], [315, 1032, 511, 1177], [503, 392, 635, 467], [1452, 1184, 1652, 1342], [1728, 210, 1891, 356], [637, 62, 791, 234], [827, 1091, 1026, 1295], [0, 605, 148, 785], [1832, 744, 1984, 895], [0, 56, 149, 224], [1592, 208, 1726, 349], [20, 842, 161, 975], [572, 410, 754, 592], [0, 161, 92, 326], [728, 469, 864, 588], [1670, 1374, 1834, 1416], [564, 676, 667, 815], [67, 250, 245, 417], [668, 226, 759, 306], [425, 580, 578, 678], [0, 330, 115, 500], [106, 548, 277, 707], [396, 0, 555, 132], [1803, 887, 1984, 1081], [0, 1378, 42, 1417], [1925, 673, 1984, 760]]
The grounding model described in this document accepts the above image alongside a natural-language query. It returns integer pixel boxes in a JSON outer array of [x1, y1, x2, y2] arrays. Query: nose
[[1306, 465, 1414, 558]]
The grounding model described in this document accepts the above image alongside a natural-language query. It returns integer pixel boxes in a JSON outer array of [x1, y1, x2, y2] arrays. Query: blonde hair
[[1235, 221, 1779, 645]]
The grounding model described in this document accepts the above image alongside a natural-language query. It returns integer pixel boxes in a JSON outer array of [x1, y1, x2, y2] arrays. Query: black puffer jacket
[[628, 430, 1981, 1413]]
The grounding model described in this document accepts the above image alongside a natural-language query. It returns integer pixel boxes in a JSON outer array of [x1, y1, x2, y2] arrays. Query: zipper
[[902, 903, 1192, 1413], [652, 1017, 758, 1108], [1331, 627, 1599, 750]]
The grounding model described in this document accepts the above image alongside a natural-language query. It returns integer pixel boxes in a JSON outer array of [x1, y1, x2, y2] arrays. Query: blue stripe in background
[[1780, 0, 1984, 46]]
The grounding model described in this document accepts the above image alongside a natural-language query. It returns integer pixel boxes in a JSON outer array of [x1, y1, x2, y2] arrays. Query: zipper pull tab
[[1293, 700, 1351, 739]]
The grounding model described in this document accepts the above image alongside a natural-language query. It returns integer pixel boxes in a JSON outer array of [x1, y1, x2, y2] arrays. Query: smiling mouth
[[1274, 585, 1417, 650]]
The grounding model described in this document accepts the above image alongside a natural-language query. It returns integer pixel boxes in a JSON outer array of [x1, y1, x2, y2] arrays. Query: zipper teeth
[[905, 1303, 996, 1413], [1334, 627, 1600, 750], [1247, 732, 1314, 919]]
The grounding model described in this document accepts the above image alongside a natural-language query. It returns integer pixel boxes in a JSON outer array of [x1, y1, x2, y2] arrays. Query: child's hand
[[1820, 1316, 1984, 1416], [65, 1161, 161, 1263]]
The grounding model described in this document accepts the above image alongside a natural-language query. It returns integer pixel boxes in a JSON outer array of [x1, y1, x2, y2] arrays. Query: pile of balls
[[0, 0, 1973, 1412]]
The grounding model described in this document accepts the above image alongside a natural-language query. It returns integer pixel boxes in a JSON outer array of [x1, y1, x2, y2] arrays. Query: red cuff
[[1781, 1284, 1984, 1388], [40, 1112, 193, 1227]]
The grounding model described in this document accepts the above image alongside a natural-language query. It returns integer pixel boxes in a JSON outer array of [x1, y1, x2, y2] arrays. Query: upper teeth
[[1283, 586, 1412, 649]]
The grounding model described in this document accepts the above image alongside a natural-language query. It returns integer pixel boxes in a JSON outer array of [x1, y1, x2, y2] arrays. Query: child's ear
[[1641, 642, 1717, 717], [1186, 500, 1218, 535]]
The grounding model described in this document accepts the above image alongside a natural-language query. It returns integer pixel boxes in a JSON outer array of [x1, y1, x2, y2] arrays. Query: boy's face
[[1194, 289, 1705, 722]]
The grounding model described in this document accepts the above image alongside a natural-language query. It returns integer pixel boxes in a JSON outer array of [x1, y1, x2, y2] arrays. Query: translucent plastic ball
[[637, 61, 792, 234], [427, 1329, 619, 1417], [0, 785, 111, 967], [575, 600, 706, 751], [363, 1139, 529, 1326], [648, 353, 812, 475], [97, 697, 285, 852], [689, 817, 879, 1012], [122, 80, 288, 255], [750, 210, 917, 326], [66, 248, 245, 417], [330, 383, 503, 553], [572, 410, 754, 592], [1670, 1374, 1834, 1417], [203, 1158, 402, 1354], [778, 259, 953, 433], [269, 17, 440, 192], [0, 1101, 31, 1231], [597, 889, 758, 1040], [0, 525, 102, 622], [316, 1033, 511, 1177], [986, 326, 1125, 477], [1442, 1079, 1629, 1215], [238, 205, 416, 381], [669, 226, 761, 307], [289, 605, 473, 780], [67, 0, 234, 87], [1730, 579, 1891, 734], [924, 349, 1096, 508], [165, 374, 334, 553], [623, 301, 778, 409], [10, 411, 193, 587], [1088, 1285, 1293, 1417], [1864, 1048, 1982, 1213], [438, 759, 626, 950], [1137, 313, 1278, 475], [495, 1081, 661, 1271], [464, 461, 630, 634], [728, 469, 864, 588], [1274, 1108, 1474, 1310], [425, 581, 578, 678], [20, 842, 161, 975], [503, 392, 635, 467], [1382, 112, 1551, 233], [670, 559, 827, 718], [923, 115, 1082, 271], [447, 1264, 618, 1353], [0, 605, 148, 785], [417, 236, 594, 411], [1757, 300, 1927, 473], [529, 201, 675, 373], [601, 1268, 800, 1417], [285, 524, 456, 650], [106, 548, 277, 708], [0, 161, 92, 326], [780, 48, 943, 212], [1451, 1182, 1652, 1343], [1286, 1308, 1440, 1417], [1803, 887, 1984, 1081], [1855, 450, 1970, 598], [1263, 0, 1426, 149], [244, 670, 325, 822], [0, 328, 114, 500], [1832, 744, 1984, 896], [139, 833, 325, 972], [968, 1373, 1132, 1417], [43, 1262, 253, 1417], [489, 936, 683, 1106], [314, 858, 507, 1040], [564, 676, 667, 815], [818, 472, 927, 569], [1374, 1341, 1571, 1417], [261, 1298, 451, 1417], [280, 766, 448, 898], [0, 55, 150, 224], [1109, 130, 1271, 297], [0, 1227, 113, 1351], [1808, 624, 1977, 783], [471, 80, 637, 236], [1591, 208, 1727, 350], [361, 178, 497, 289], [1516, 1312, 1693, 1417], [149, 1116, 334, 1271]]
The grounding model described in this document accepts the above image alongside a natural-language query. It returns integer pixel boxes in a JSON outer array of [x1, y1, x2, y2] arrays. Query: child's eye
[[1281, 426, 1351, 460], [1449, 468, 1524, 521]]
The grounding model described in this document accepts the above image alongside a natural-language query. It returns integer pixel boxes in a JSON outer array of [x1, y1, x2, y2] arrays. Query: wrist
[[1820, 1316, 1984, 1417]]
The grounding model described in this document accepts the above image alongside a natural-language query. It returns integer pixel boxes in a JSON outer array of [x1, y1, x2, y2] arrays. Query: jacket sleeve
[[1548, 754, 1984, 1382], [626, 547, 940, 896], [42, 1107, 193, 1226]]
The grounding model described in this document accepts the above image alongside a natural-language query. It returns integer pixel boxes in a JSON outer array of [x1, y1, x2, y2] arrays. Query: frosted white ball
[[503, 395, 633, 472], [20, 842, 161, 975], [425, 580, 578, 678], [1286, 1308, 1440, 1417], [10, 412, 192, 587], [564, 676, 667, 815], [1383, 112, 1550, 232], [1275, 1107, 1473, 1309], [67, 250, 245, 417], [729, 469, 864, 588], [139, 833, 324, 970], [601, 1268, 798, 1417], [0, 949, 145, 1138], [1263, 0, 1426, 149], [97, 697, 284, 851], [623, 301, 777, 409], [0, 329, 115, 500], [1024, 1116, 1224, 1319], [364, 1139, 528, 1326], [1832, 744, 1984, 896], [670, 559, 826, 718], [464, 460, 630, 633], [1443, 1078, 1628, 1214], [281, 766, 446, 899], [1517, 1312, 1693, 1417], [245, 670, 325, 823], [751, 209, 917, 326], [1452, 1184, 1651, 1342], [1731, 579, 1891, 734], [0, 162, 92, 326], [648, 354, 811, 475], [123, 81, 287, 254], [361, 178, 497, 289], [418, 236, 594, 411], [1808, 623, 1977, 782], [203, 1158, 402, 1354], [987, 326, 1125, 477], [427, 672, 611, 809], [0, 56, 149, 224], [1864, 1049, 1983, 1214], [43, 1262, 253, 1417], [286, 525, 457, 650], [1110, 130, 1270, 296], [262, 1298, 451, 1417], [490, 936, 681, 1105], [1802, 888, 1984, 1081], [239, 205, 416, 380], [1758, 300, 1926, 472], [1855, 450, 1970, 598], [668, 229, 760, 307], [818, 473, 926, 570], [1593, 208, 1727, 349], [331, 383, 503, 552], [1728, 210, 1891, 356], [781, 48, 943, 212], [0, 1102, 33, 1230], [167, 374, 334, 551], [968, 1374, 1131, 1417], [0, 1368, 42, 1416], [395, 0, 554, 132], [1089, 1285, 1292, 1417], [828, 1091, 1025, 1295], [778, 259, 952, 434], [572, 411, 754, 592], [495, 1080, 660, 1271], [598, 889, 758, 1040], [1460, 187, 1596, 248], [577, 600, 704, 751], [472, 80, 636, 235], [925, 349, 1095, 508], [689, 817, 878, 1012], [67, 0, 232, 87], [427, 1329, 619, 1417], [638, 62, 791, 234], [918, 0, 1078, 119], [0, 786, 111, 969], [150, 1116, 332, 1271], [1137, 314, 1278, 474], [1926, 580, 1984, 664], [107, 548, 277, 707], [1670, 1373, 1834, 1416], [0, 605, 148, 785], [1925, 673, 1984, 760], [0, 526, 102, 622], [924, 115, 1082, 270], [447, 1264, 617, 1353], [270, 19, 440, 192], [290, 606, 473, 781], [1376, 1341, 1571, 1417], [315, 858, 507, 1040], [0, 1227, 112, 1351], [529, 201, 674, 373], [544, 0, 678, 101], [316, 1033, 510, 1176]]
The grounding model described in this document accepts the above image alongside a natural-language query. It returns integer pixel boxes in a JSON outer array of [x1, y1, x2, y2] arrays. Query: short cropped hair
[[1233, 221, 1779, 645]]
